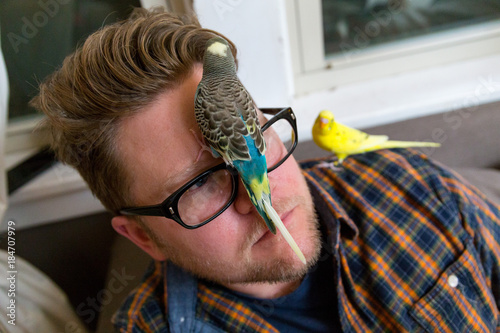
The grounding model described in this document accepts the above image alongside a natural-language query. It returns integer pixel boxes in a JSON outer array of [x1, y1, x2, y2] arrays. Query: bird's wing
[[357, 134, 390, 151], [233, 80, 266, 156], [195, 79, 251, 162], [334, 122, 389, 153]]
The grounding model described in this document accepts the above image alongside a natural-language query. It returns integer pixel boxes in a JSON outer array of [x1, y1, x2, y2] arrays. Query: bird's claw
[[317, 160, 344, 172]]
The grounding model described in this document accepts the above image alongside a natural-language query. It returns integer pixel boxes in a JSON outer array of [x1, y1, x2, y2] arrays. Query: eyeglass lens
[[178, 168, 233, 226]]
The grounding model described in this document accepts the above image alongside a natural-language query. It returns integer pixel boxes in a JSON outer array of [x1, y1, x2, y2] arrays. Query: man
[[32, 8, 500, 332]]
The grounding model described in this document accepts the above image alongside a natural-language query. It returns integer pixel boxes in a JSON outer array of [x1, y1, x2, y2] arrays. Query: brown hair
[[31, 7, 237, 214]]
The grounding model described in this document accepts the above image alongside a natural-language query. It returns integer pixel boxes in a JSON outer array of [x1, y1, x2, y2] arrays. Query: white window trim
[[291, 53, 500, 143], [5, 116, 48, 156]]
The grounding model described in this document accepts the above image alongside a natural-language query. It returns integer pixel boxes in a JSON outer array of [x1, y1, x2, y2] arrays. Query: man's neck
[[222, 278, 304, 299]]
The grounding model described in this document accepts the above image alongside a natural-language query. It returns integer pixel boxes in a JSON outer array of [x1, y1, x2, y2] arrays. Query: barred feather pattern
[[194, 37, 265, 163]]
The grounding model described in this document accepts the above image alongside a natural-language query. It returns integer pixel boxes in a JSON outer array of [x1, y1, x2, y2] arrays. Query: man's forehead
[[118, 69, 206, 204]]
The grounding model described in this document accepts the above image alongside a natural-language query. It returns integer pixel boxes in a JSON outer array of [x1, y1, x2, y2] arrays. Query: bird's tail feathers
[[262, 198, 306, 264], [256, 195, 277, 234], [376, 141, 441, 149]]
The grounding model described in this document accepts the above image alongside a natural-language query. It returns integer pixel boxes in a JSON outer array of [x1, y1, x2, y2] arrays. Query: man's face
[[116, 65, 321, 286]]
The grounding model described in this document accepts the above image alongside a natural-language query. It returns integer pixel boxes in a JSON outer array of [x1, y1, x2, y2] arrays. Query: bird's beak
[[319, 117, 328, 129]]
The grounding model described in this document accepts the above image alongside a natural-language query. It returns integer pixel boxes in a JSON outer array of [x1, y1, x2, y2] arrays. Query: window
[[1, 0, 193, 155], [289, 0, 500, 95], [323, 0, 500, 57], [0, 0, 151, 153]]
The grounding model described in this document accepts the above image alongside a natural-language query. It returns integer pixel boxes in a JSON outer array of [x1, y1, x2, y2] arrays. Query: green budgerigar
[[194, 37, 305, 264]]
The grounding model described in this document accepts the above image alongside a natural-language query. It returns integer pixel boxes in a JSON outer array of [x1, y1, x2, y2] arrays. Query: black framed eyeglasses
[[119, 107, 298, 229]]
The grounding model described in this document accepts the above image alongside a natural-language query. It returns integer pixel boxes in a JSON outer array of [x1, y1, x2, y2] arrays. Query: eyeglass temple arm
[[119, 206, 165, 217]]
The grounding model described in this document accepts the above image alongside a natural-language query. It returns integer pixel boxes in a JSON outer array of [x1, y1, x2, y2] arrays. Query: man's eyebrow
[[155, 149, 217, 201], [158, 164, 198, 197]]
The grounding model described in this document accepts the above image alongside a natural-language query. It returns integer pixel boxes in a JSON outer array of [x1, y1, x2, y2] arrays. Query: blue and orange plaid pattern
[[114, 149, 500, 332]]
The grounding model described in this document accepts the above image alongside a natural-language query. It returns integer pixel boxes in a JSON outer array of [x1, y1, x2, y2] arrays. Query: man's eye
[[191, 174, 210, 190]]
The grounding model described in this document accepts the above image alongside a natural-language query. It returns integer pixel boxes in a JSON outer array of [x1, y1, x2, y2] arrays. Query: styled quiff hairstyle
[[31, 7, 237, 214]]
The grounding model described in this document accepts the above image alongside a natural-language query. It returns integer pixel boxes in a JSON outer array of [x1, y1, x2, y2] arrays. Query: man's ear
[[111, 216, 167, 261]]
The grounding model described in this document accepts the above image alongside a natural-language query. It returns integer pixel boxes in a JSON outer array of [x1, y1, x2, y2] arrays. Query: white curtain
[[0, 32, 8, 222]]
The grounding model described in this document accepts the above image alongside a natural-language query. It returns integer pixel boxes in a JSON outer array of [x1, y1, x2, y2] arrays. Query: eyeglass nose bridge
[[181, 164, 240, 229], [226, 164, 240, 176]]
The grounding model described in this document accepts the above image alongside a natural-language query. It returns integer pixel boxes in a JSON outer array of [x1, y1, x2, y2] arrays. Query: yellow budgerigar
[[312, 110, 441, 164]]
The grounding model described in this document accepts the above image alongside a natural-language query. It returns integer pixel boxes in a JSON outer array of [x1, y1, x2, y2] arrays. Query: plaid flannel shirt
[[113, 149, 500, 332]]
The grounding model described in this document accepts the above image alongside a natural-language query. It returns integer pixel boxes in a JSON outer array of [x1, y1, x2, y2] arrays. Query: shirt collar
[[307, 175, 359, 250]]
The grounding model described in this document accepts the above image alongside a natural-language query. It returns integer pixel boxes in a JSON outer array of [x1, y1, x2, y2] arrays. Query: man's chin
[[202, 258, 313, 287], [244, 255, 318, 284], [218, 236, 322, 286], [167, 243, 318, 287], [244, 244, 320, 283]]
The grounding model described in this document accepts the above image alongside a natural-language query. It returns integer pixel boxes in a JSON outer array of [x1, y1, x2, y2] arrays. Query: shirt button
[[448, 274, 459, 288], [180, 317, 185, 323]]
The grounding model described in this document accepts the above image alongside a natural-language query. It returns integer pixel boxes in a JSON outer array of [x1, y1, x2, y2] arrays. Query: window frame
[[287, 0, 500, 95]]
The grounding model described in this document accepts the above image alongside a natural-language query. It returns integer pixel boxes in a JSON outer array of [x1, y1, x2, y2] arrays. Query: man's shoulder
[[299, 148, 433, 171], [112, 260, 168, 332], [299, 148, 441, 181], [299, 148, 461, 205]]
